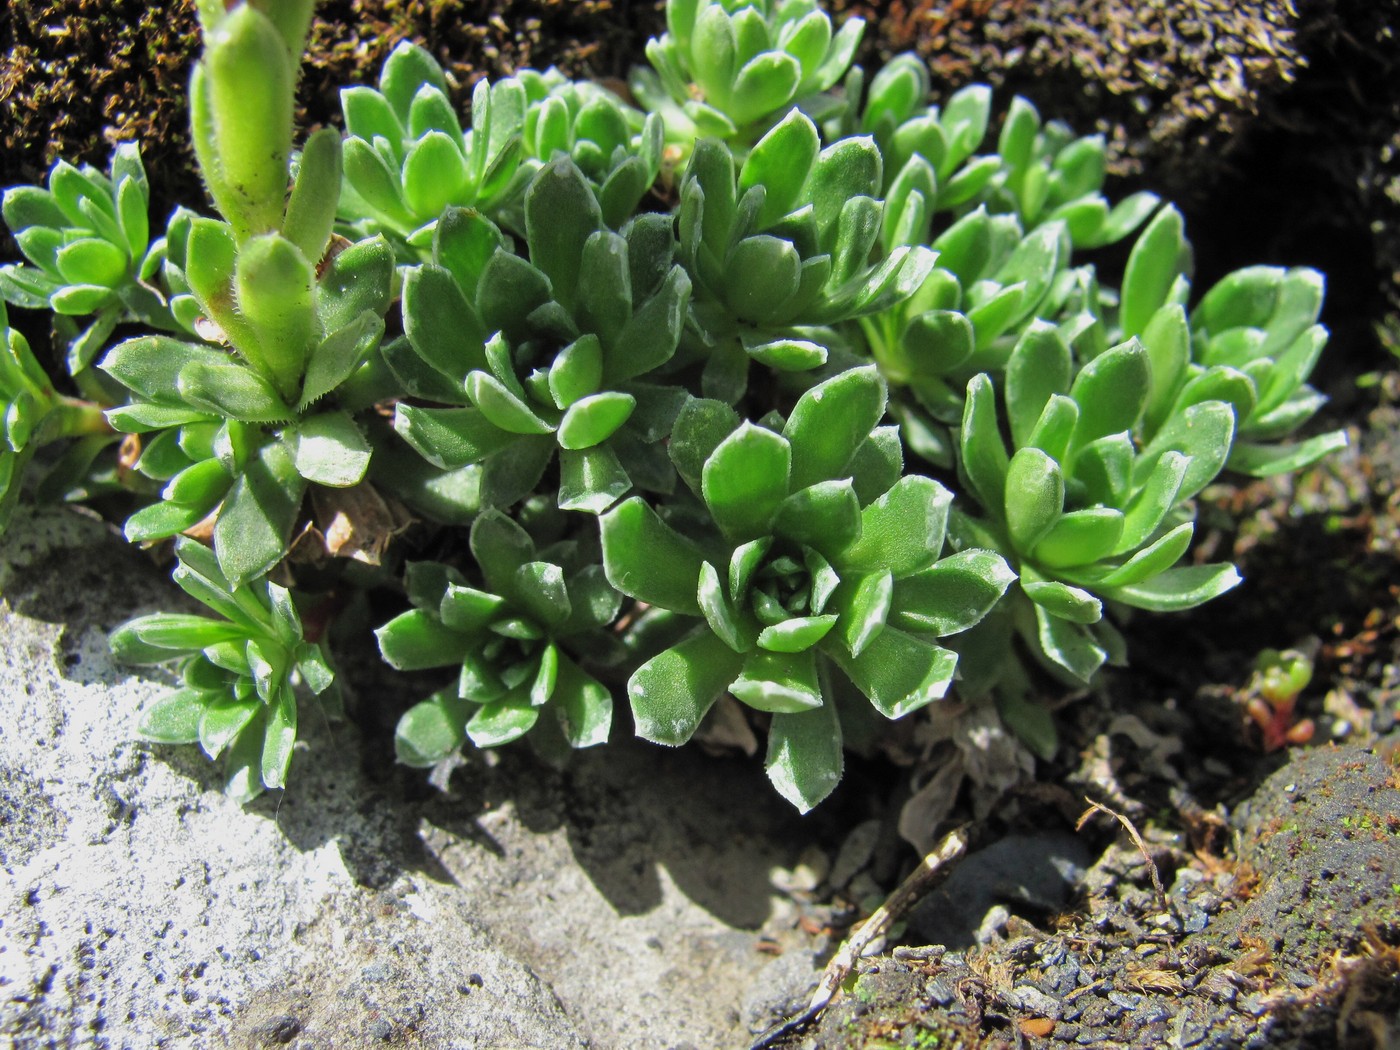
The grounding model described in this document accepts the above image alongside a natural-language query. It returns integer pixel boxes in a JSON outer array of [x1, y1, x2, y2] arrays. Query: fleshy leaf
[[765, 700, 843, 814], [628, 629, 745, 745]]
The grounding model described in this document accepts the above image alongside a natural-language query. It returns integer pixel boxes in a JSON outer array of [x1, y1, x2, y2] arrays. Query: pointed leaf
[[628, 629, 745, 745]]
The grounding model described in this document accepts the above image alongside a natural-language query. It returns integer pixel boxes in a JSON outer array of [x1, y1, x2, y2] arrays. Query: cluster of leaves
[[0, 0, 1343, 810]]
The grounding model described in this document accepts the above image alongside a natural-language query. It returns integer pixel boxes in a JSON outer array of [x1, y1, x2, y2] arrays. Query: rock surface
[[0, 507, 820, 1048], [777, 742, 1400, 1049]]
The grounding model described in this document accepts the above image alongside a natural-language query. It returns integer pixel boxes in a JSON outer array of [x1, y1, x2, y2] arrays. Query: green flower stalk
[[110, 536, 338, 803], [378, 512, 619, 763], [98, 2, 394, 587], [600, 365, 1013, 810]]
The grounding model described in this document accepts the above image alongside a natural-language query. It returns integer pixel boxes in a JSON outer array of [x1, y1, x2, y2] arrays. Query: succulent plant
[[632, 0, 864, 153], [600, 366, 1013, 810], [379, 511, 620, 764], [110, 536, 338, 802], [0, 0, 1344, 810]]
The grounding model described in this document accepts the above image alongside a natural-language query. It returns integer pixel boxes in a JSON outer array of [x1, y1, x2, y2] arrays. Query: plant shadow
[[0, 504, 832, 934]]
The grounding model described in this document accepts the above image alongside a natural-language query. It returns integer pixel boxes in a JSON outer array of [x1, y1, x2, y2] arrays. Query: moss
[[827, 0, 1303, 184], [0, 0, 665, 221]]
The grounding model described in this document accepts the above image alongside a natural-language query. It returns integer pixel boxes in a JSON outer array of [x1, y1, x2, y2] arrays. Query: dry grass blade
[[1077, 795, 1167, 909], [750, 825, 970, 1049]]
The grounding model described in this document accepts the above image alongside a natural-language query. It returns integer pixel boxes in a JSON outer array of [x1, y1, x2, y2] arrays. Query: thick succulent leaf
[[548, 334, 604, 410], [1032, 602, 1106, 683], [466, 699, 540, 748], [214, 440, 307, 587], [434, 207, 506, 304], [1067, 339, 1150, 450], [512, 561, 571, 630], [111, 614, 245, 659], [701, 421, 791, 541], [731, 648, 823, 713], [465, 371, 555, 435], [1092, 521, 1195, 588], [600, 497, 706, 614], [137, 688, 209, 744], [848, 426, 904, 506], [1004, 447, 1064, 553], [1005, 323, 1071, 449], [1134, 400, 1235, 501], [1032, 508, 1125, 568], [479, 436, 553, 509], [558, 444, 633, 514], [525, 157, 603, 311], [554, 654, 612, 748], [375, 609, 471, 670], [1089, 190, 1160, 247], [175, 359, 294, 423], [1140, 303, 1190, 433], [807, 137, 882, 251], [628, 629, 745, 745], [771, 479, 861, 556], [890, 548, 1016, 636], [739, 109, 820, 228], [394, 404, 513, 470], [469, 509, 536, 597], [402, 131, 469, 218], [439, 583, 506, 633], [199, 697, 261, 762], [608, 267, 691, 383], [959, 373, 1009, 516], [476, 250, 553, 338], [1021, 577, 1102, 624], [743, 337, 828, 371], [557, 391, 636, 451], [729, 51, 802, 126], [402, 264, 488, 380], [1120, 205, 1185, 338], [1227, 431, 1348, 477], [765, 699, 843, 814], [726, 235, 802, 322], [690, 3, 738, 105], [835, 475, 950, 576], [783, 364, 886, 491], [757, 615, 838, 654], [1073, 433, 1135, 509], [1116, 450, 1189, 553], [260, 689, 298, 790], [299, 312, 383, 411], [699, 561, 756, 652], [123, 500, 214, 544], [395, 688, 470, 766], [290, 411, 371, 488], [1101, 563, 1241, 611], [1026, 394, 1079, 464], [100, 337, 231, 404], [832, 570, 892, 657], [831, 626, 957, 719]]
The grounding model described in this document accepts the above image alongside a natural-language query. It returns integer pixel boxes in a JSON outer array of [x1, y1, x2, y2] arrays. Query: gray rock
[[1218, 744, 1400, 973], [741, 950, 821, 1033], [0, 508, 820, 1048], [906, 831, 1093, 948]]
